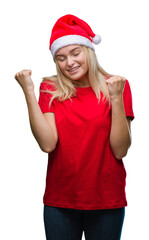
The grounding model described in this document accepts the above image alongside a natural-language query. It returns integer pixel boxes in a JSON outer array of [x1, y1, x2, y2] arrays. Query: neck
[[72, 76, 90, 88]]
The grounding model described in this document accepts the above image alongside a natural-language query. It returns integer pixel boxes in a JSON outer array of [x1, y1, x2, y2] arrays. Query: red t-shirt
[[38, 79, 134, 210]]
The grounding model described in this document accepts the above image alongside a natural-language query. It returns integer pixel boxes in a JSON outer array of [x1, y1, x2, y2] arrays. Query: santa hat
[[49, 14, 101, 59]]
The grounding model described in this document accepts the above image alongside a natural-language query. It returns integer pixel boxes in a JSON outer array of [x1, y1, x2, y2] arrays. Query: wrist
[[110, 93, 123, 103], [23, 87, 35, 97]]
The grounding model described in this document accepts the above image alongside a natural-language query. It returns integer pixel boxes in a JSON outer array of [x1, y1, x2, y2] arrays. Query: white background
[[0, 0, 148, 239]]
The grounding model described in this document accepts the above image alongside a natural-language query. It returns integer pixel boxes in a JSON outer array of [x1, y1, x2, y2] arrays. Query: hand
[[14, 69, 34, 93], [106, 75, 126, 99]]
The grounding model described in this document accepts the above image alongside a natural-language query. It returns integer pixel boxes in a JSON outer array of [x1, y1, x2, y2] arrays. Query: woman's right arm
[[14, 69, 58, 153]]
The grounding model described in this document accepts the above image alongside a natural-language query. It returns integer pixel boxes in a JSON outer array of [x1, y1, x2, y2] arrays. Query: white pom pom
[[92, 35, 101, 44]]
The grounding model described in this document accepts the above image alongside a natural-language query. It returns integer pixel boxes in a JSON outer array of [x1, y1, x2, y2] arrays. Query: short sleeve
[[38, 82, 55, 114], [123, 80, 134, 120]]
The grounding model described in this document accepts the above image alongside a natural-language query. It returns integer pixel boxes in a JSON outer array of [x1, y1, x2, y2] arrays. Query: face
[[55, 45, 89, 85]]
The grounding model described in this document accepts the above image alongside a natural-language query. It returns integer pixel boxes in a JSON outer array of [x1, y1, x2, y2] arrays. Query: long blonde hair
[[41, 46, 112, 107]]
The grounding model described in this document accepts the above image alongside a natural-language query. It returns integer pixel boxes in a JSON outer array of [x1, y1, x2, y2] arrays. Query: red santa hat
[[49, 14, 101, 59]]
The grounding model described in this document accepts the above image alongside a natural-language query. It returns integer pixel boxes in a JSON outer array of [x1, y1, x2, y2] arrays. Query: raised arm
[[106, 76, 131, 160], [14, 69, 58, 153]]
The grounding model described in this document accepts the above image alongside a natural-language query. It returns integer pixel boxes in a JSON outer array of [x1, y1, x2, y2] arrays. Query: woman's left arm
[[106, 76, 131, 160]]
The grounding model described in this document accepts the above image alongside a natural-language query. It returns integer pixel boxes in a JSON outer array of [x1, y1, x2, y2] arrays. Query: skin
[[14, 44, 131, 159], [106, 76, 131, 159], [55, 45, 90, 87], [14, 69, 58, 153]]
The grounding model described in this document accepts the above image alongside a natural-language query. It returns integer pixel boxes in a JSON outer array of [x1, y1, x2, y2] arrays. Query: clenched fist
[[14, 69, 34, 93], [106, 75, 126, 99]]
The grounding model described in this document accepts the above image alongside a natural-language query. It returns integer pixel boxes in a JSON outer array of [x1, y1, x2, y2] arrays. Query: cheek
[[79, 54, 88, 68], [58, 62, 65, 72], [82, 59, 88, 71]]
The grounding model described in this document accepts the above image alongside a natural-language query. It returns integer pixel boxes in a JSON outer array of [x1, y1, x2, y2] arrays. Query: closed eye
[[56, 56, 66, 62], [73, 52, 80, 56]]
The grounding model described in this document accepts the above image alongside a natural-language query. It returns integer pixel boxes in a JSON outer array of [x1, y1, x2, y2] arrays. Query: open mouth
[[68, 66, 80, 73]]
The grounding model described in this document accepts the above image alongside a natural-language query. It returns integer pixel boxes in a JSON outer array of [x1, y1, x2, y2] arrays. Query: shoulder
[[40, 76, 57, 91], [123, 79, 132, 93]]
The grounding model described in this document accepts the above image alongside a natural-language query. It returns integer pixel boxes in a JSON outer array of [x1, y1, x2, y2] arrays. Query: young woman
[[14, 14, 134, 240]]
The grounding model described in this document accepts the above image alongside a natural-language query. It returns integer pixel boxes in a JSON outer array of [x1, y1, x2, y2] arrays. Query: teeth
[[69, 67, 79, 72]]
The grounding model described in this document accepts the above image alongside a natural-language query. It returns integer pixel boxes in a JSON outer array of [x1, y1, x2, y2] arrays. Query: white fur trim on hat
[[51, 35, 95, 59]]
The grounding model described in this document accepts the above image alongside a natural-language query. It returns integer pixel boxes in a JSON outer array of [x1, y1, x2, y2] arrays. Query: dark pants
[[44, 205, 125, 240]]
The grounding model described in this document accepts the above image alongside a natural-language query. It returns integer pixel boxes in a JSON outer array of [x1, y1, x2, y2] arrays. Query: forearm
[[24, 89, 56, 152], [110, 95, 131, 159]]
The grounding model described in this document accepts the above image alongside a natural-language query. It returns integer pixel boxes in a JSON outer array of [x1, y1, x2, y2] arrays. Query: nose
[[67, 56, 75, 68]]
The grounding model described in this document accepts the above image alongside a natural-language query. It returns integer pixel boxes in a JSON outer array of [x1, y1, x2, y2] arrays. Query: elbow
[[41, 147, 53, 153], [114, 151, 128, 160], [113, 144, 131, 160], [40, 143, 57, 153], [111, 138, 131, 160], [39, 135, 58, 153]]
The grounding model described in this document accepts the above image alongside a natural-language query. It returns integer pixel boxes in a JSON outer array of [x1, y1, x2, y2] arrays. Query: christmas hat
[[49, 14, 101, 59]]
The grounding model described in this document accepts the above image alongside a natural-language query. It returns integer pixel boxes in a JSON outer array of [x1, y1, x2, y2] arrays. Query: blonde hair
[[41, 46, 112, 107]]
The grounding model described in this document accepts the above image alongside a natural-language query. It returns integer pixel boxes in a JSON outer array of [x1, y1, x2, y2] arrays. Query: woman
[[14, 14, 134, 240]]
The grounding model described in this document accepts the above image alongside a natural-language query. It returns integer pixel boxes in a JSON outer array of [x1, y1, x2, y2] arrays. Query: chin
[[68, 74, 87, 82]]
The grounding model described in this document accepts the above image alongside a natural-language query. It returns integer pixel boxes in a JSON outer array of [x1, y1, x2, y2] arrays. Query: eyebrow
[[55, 47, 81, 57]]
